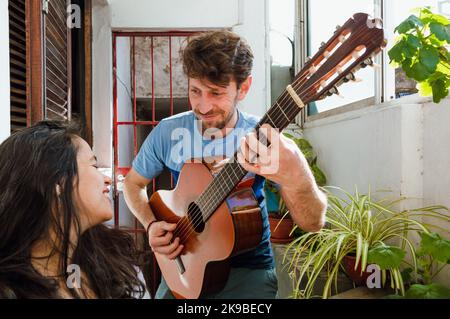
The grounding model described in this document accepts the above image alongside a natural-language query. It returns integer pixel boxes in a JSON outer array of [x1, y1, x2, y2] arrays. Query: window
[[297, 0, 450, 118], [8, 0, 92, 140], [307, 0, 376, 114], [269, 0, 296, 105]]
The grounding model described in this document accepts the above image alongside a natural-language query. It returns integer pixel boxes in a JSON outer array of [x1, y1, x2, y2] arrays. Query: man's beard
[[194, 97, 239, 133]]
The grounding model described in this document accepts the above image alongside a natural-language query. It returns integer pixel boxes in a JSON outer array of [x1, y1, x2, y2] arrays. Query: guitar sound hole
[[187, 202, 205, 233]]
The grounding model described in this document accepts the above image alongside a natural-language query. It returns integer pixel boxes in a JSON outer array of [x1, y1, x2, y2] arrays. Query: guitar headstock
[[294, 13, 387, 104]]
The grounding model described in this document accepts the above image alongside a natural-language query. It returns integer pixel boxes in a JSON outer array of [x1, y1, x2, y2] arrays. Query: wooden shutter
[[43, 0, 72, 121], [8, 0, 28, 133]]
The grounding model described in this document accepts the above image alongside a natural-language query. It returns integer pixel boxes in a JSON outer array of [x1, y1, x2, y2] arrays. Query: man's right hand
[[148, 221, 184, 260]]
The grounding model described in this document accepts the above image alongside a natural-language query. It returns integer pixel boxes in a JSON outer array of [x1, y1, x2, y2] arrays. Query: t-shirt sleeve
[[132, 123, 165, 180]]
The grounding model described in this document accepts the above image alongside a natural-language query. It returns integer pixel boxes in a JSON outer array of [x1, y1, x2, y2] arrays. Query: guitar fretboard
[[195, 88, 304, 221]]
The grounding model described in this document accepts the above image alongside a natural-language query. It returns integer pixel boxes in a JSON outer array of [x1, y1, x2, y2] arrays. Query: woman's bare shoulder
[[0, 282, 17, 299]]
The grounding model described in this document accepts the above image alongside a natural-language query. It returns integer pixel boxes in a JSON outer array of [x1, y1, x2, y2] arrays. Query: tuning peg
[[362, 57, 381, 69], [335, 25, 341, 31], [320, 41, 326, 48], [344, 72, 362, 83], [327, 86, 344, 98]]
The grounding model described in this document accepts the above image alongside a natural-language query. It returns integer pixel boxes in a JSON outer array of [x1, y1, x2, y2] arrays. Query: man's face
[[189, 78, 243, 131]]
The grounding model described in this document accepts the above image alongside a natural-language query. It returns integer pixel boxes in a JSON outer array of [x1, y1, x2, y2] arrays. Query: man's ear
[[237, 75, 253, 101]]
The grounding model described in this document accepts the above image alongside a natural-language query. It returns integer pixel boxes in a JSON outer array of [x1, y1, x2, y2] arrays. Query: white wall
[[109, 0, 239, 29], [92, 0, 113, 168], [0, 0, 10, 143], [92, 0, 270, 164], [303, 95, 450, 285], [115, 36, 135, 227], [233, 0, 270, 118]]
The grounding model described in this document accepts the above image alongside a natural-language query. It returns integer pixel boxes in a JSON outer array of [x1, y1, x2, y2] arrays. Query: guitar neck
[[196, 88, 303, 221]]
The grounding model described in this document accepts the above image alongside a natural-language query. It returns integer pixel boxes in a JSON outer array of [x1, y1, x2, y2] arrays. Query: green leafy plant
[[387, 232, 450, 299], [388, 7, 450, 103], [283, 186, 449, 299], [283, 134, 327, 187]]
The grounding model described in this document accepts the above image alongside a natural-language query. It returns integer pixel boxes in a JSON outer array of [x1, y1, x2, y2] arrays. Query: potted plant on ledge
[[388, 7, 450, 103]]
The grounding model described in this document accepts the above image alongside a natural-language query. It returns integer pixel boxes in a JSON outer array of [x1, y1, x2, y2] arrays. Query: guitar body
[[149, 162, 263, 299]]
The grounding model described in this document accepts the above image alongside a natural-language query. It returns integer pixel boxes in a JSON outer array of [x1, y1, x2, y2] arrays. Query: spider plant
[[283, 186, 450, 299]]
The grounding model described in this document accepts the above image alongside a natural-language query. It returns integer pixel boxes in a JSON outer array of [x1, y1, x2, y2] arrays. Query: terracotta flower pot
[[269, 216, 294, 244], [342, 255, 372, 286]]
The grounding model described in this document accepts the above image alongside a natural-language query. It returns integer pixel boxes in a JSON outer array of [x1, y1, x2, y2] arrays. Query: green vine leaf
[[430, 23, 450, 42], [405, 283, 450, 299], [367, 243, 405, 270], [419, 46, 440, 73], [388, 41, 406, 64], [388, 7, 450, 103], [395, 15, 423, 34], [419, 8, 450, 25], [420, 232, 450, 263], [431, 78, 449, 103]]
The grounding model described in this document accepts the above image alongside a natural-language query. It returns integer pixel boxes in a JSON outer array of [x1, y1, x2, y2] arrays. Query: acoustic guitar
[[149, 12, 386, 299]]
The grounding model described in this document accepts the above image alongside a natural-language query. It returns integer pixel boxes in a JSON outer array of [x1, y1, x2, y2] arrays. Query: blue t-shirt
[[133, 110, 274, 269]]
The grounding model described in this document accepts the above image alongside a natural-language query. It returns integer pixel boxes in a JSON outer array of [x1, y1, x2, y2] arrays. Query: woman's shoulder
[[0, 282, 17, 299]]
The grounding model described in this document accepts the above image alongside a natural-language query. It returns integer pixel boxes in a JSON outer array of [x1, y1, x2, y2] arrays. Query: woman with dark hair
[[0, 121, 147, 298]]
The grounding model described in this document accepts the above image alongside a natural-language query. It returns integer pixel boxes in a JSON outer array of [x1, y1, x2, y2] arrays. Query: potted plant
[[388, 7, 450, 103], [265, 134, 327, 244], [283, 186, 450, 299]]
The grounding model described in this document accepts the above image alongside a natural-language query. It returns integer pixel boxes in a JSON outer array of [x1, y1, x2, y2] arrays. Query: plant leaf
[[420, 8, 450, 26], [419, 46, 440, 73], [405, 283, 450, 299], [401, 267, 413, 284], [431, 78, 449, 103], [395, 15, 423, 34], [388, 41, 406, 63], [405, 35, 422, 58], [430, 22, 450, 43], [367, 243, 406, 270], [420, 232, 450, 262], [402, 58, 432, 82], [311, 164, 327, 187]]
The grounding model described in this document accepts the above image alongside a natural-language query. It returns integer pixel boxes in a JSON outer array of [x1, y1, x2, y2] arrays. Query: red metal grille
[[112, 31, 197, 297]]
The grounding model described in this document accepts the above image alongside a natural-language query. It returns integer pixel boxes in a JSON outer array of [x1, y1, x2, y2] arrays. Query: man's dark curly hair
[[182, 30, 254, 88]]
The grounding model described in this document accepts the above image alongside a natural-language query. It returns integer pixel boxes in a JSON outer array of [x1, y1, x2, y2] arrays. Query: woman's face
[[73, 137, 113, 230]]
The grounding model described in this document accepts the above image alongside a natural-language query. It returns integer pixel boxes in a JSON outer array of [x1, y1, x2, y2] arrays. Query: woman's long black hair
[[0, 121, 145, 298]]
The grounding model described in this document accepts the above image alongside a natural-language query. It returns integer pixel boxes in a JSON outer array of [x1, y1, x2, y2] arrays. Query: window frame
[[295, 0, 403, 126]]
